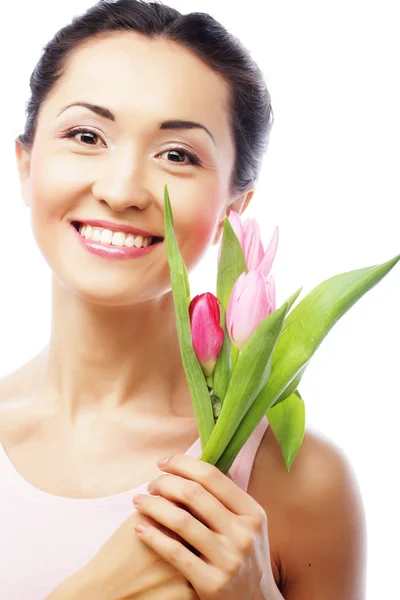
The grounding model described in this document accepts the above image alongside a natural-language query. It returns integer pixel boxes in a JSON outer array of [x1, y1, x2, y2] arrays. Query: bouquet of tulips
[[164, 185, 399, 474]]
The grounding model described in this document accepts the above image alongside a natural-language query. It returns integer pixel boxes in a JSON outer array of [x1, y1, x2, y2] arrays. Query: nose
[[91, 149, 153, 213]]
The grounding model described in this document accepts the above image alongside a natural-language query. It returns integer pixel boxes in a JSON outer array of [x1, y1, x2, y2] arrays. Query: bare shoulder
[[0, 360, 36, 405], [0, 349, 46, 401], [248, 423, 367, 599], [0, 355, 45, 441], [0, 369, 24, 405]]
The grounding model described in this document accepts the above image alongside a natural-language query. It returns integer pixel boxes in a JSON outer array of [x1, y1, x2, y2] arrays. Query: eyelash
[[62, 126, 202, 166]]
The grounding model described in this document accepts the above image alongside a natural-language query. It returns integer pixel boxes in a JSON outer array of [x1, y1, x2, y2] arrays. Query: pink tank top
[[0, 417, 269, 599]]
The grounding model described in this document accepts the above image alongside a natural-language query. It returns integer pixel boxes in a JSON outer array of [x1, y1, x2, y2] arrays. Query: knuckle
[[202, 465, 225, 487], [183, 481, 203, 501], [157, 474, 172, 491], [174, 509, 192, 532], [238, 533, 254, 554], [168, 540, 184, 564], [168, 542, 196, 571], [225, 553, 243, 576], [207, 572, 229, 597], [251, 505, 267, 531]]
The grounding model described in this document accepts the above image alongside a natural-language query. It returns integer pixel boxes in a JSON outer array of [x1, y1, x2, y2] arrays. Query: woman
[[0, 0, 366, 598]]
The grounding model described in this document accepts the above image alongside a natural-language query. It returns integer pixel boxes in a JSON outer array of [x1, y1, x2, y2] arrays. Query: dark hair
[[17, 0, 273, 195]]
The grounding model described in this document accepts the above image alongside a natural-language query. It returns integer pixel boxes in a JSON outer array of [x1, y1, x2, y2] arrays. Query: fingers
[[146, 472, 233, 533], [134, 519, 213, 592], [133, 492, 230, 567], [146, 456, 267, 552], [132, 455, 270, 598], [156, 454, 261, 517], [135, 517, 253, 600]]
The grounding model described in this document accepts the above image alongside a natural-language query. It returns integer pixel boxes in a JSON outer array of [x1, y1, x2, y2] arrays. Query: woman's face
[[16, 32, 250, 306]]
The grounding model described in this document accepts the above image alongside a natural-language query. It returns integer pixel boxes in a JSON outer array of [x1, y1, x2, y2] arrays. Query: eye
[[62, 127, 106, 147], [158, 147, 201, 166]]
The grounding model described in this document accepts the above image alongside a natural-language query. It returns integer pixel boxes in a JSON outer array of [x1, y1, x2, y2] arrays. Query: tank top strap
[[229, 416, 269, 492]]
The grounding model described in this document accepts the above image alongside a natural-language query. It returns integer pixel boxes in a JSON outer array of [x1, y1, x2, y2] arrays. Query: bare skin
[[0, 359, 366, 598], [5, 31, 366, 599]]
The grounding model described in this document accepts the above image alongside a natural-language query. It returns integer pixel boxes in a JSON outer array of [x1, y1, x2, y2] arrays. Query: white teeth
[[77, 223, 154, 249], [124, 234, 135, 247], [92, 227, 101, 242], [133, 235, 143, 248], [100, 229, 113, 245], [111, 232, 125, 247]]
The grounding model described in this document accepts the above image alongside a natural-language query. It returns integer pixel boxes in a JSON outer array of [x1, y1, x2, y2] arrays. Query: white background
[[1, 1, 399, 597]]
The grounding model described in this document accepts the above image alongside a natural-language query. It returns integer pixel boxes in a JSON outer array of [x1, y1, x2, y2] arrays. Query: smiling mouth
[[72, 221, 163, 249]]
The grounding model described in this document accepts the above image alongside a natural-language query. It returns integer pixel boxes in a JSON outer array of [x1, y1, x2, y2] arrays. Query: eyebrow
[[57, 102, 217, 146]]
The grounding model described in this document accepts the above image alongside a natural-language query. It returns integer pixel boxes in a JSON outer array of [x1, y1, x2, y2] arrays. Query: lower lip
[[71, 224, 162, 260]]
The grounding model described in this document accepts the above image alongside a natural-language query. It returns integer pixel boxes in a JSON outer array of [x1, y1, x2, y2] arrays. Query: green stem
[[231, 344, 240, 372]]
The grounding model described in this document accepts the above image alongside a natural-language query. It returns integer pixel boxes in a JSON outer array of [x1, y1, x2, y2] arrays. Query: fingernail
[[134, 522, 148, 533], [133, 494, 144, 505], [157, 455, 171, 468]]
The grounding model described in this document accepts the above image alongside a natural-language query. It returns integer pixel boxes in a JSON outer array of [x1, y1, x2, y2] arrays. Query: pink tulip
[[219, 211, 279, 279], [226, 271, 276, 350], [189, 293, 224, 376]]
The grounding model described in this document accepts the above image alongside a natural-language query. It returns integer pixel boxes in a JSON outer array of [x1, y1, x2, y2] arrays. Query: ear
[[15, 139, 32, 207], [212, 188, 255, 246]]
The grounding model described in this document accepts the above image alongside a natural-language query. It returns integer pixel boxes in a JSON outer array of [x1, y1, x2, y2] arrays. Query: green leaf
[[266, 389, 305, 472], [181, 256, 191, 306], [213, 218, 247, 404], [272, 252, 400, 406], [201, 287, 302, 466], [216, 253, 400, 473], [212, 306, 231, 403], [271, 365, 307, 407], [164, 185, 215, 447], [216, 217, 248, 311]]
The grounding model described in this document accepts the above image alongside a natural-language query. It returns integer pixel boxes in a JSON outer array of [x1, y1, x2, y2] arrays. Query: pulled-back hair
[[17, 0, 273, 195]]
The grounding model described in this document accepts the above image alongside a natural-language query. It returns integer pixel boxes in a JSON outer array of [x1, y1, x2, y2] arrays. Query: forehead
[[44, 32, 232, 138]]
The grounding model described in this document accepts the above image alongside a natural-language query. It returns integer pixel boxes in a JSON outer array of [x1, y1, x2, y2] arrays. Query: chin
[[52, 267, 172, 308]]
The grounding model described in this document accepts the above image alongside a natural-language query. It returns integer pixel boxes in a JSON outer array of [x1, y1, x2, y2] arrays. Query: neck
[[37, 277, 195, 423]]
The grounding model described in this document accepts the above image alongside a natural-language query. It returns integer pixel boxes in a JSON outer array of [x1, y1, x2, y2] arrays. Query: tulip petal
[[228, 211, 245, 246], [217, 252, 400, 473], [243, 219, 265, 271], [226, 271, 272, 350], [226, 271, 246, 341], [257, 225, 279, 278], [202, 287, 302, 467], [189, 293, 224, 371], [266, 275, 276, 312]]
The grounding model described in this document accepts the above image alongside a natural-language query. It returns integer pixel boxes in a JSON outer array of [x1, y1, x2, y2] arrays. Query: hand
[[46, 510, 197, 600], [132, 454, 277, 599]]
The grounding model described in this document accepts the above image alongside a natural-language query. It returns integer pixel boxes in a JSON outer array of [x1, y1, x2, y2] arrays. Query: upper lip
[[73, 219, 163, 238]]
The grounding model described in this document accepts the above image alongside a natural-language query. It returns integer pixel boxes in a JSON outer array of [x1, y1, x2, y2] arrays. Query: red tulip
[[189, 293, 224, 376]]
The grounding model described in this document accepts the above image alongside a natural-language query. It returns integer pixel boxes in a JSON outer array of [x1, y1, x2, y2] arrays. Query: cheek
[[29, 151, 82, 228], [173, 187, 225, 270]]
